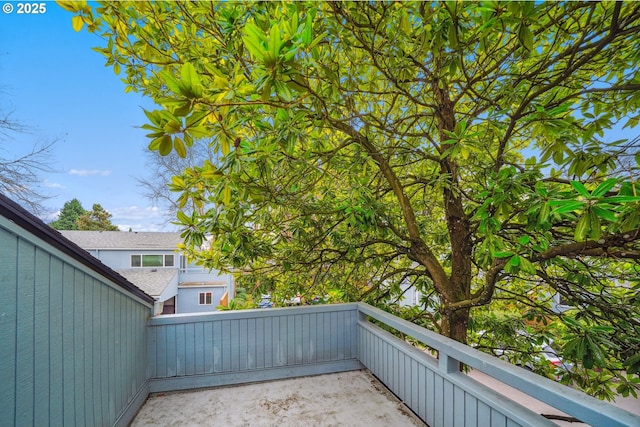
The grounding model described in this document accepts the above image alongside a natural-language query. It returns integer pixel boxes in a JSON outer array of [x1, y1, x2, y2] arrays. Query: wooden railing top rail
[[148, 302, 359, 326]]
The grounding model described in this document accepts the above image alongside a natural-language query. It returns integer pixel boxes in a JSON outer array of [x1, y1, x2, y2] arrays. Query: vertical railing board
[[49, 257, 64, 427], [194, 321, 204, 374], [15, 239, 35, 427], [465, 391, 478, 426], [0, 228, 17, 427], [443, 378, 454, 427], [417, 364, 427, 424], [203, 321, 214, 373], [491, 410, 507, 427], [302, 313, 310, 364], [478, 401, 491, 426], [33, 248, 51, 427], [115, 289, 123, 416], [92, 271, 104, 427], [74, 269, 86, 427], [454, 383, 465, 427], [83, 277, 95, 427], [62, 262, 76, 425]]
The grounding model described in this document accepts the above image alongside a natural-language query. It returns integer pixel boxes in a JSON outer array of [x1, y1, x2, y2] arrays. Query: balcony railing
[[147, 303, 638, 427], [6, 194, 639, 427]]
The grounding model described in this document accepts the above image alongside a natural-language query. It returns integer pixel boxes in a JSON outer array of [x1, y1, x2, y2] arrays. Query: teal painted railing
[[147, 303, 640, 427], [147, 304, 361, 393]]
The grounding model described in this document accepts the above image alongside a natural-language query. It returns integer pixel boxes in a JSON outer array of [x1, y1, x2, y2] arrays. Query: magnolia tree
[[64, 1, 640, 396]]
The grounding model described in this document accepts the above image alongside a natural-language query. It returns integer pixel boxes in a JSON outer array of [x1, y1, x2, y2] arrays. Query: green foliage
[[49, 198, 86, 230], [66, 0, 640, 397], [50, 199, 119, 231], [77, 203, 119, 231], [217, 287, 255, 311]]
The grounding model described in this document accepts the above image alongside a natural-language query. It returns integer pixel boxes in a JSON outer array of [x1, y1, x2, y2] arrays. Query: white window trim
[[131, 254, 175, 268], [198, 291, 213, 305]]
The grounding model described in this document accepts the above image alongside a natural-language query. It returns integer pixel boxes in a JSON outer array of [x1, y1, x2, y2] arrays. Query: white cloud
[[109, 205, 178, 232], [69, 169, 112, 176], [42, 179, 65, 189]]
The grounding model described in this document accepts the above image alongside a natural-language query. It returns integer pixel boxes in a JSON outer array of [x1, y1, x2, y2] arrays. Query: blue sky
[[0, 2, 173, 231]]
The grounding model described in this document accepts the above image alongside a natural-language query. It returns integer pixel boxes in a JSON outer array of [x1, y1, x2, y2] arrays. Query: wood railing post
[[439, 351, 460, 374]]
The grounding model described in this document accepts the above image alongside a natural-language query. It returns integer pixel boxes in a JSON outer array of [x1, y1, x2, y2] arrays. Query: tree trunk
[[441, 307, 470, 345]]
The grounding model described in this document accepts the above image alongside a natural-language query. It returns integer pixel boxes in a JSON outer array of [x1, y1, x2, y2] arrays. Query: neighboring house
[[398, 279, 424, 307], [60, 230, 234, 315]]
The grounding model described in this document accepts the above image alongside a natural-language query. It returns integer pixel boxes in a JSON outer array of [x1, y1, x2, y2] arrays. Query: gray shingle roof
[[117, 268, 178, 298], [60, 230, 182, 250]]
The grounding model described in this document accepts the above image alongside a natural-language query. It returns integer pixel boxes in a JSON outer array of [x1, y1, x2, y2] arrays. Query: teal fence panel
[[147, 304, 362, 392], [0, 215, 152, 427]]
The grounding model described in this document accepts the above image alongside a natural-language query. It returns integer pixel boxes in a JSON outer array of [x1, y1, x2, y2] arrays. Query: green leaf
[[180, 62, 202, 98], [591, 179, 618, 197], [574, 213, 591, 242], [268, 23, 282, 57], [517, 235, 530, 245], [588, 209, 601, 240], [600, 195, 640, 204], [537, 203, 550, 225], [519, 257, 537, 275], [492, 251, 515, 258], [176, 210, 191, 225], [518, 23, 533, 51], [243, 22, 266, 60], [508, 255, 521, 267], [550, 200, 585, 214], [592, 206, 617, 222], [570, 181, 590, 198], [143, 109, 162, 127], [159, 69, 184, 95], [186, 111, 209, 128], [158, 134, 173, 156], [174, 136, 187, 158], [222, 185, 231, 205]]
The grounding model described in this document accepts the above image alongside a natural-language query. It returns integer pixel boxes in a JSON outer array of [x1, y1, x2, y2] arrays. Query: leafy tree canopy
[[64, 1, 640, 397]]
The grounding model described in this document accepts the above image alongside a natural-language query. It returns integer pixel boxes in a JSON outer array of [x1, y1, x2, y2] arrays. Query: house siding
[[0, 215, 152, 427], [177, 284, 228, 313]]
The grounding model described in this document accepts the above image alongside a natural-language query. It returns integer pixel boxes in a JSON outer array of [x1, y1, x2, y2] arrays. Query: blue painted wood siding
[[147, 304, 362, 392], [0, 218, 152, 427]]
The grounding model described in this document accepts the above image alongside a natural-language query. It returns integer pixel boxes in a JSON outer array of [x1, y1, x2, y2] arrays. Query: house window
[[199, 292, 212, 305], [131, 254, 175, 268], [131, 255, 141, 267]]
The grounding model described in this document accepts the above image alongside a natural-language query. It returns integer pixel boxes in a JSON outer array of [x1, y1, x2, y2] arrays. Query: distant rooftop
[[60, 230, 182, 250], [118, 268, 179, 298]]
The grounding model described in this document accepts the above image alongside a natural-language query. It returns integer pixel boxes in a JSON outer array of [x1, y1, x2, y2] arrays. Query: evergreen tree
[[49, 198, 86, 230], [77, 203, 119, 231]]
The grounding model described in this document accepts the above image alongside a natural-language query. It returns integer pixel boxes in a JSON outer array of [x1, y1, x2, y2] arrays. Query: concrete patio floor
[[130, 368, 639, 426], [130, 370, 425, 427]]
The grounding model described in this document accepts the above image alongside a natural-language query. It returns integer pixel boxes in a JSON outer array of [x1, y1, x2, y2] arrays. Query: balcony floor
[[131, 370, 425, 426]]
